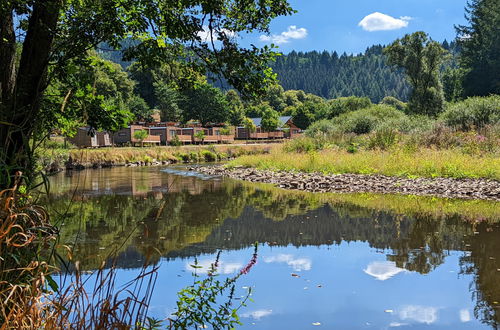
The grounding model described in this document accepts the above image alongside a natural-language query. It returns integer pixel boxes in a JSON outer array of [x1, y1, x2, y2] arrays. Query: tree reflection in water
[[46, 167, 500, 327]]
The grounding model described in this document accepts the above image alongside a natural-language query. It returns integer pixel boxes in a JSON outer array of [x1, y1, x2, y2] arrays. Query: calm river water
[[47, 166, 500, 329]]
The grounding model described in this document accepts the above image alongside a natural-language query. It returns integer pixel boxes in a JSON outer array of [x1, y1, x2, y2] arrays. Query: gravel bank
[[196, 165, 500, 201]]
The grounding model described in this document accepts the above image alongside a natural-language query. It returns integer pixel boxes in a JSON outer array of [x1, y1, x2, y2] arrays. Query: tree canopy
[[385, 32, 447, 116], [0, 0, 293, 186]]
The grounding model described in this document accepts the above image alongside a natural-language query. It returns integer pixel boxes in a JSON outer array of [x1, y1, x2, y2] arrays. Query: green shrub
[[440, 95, 500, 130], [331, 105, 406, 134], [327, 96, 372, 118], [170, 135, 182, 146], [380, 96, 407, 112], [385, 115, 435, 134], [189, 152, 200, 162], [368, 127, 399, 150], [200, 150, 217, 162], [305, 119, 339, 137], [177, 153, 190, 162], [346, 143, 359, 153], [283, 136, 324, 153], [217, 152, 228, 160]]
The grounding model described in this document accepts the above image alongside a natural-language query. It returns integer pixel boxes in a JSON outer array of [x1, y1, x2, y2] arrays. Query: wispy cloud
[[399, 305, 438, 324], [242, 309, 273, 320], [260, 26, 308, 44], [358, 12, 411, 32], [264, 254, 312, 271]]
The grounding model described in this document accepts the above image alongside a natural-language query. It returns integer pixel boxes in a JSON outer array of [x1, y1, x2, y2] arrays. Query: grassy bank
[[38, 144, 271, 169], [239, 181, 500, 221], [229, 147, 500, 180]]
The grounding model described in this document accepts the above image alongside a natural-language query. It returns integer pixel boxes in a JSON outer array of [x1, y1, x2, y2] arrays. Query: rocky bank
[[196, 165, 500, 201]]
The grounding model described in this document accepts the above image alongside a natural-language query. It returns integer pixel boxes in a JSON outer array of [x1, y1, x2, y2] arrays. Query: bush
[[177, 153, 190, 162], [368, 127, 399, 150], [189, 152, 200, 162], [385, 115, 435, 134], [170, 135, 182, 146], [327, 96, 372, 118], [380, 96, 407, 112], [283, 136, 324, 153], [332, 105, 406, 134], [200, 150, 217, 162], [440, 95, 500, 130], [305, 119, 339, 137]]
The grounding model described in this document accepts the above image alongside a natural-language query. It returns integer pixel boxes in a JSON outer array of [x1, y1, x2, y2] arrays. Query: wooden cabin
[[113, 125, 161, 146], [68, 127, 98, 147], [69, 127, 112, 148]]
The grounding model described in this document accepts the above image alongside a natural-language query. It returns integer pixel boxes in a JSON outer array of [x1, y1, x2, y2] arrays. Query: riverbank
[[228, 148, 500, 180], [197, 165, 500, 201], [38, 144, 273, 172]]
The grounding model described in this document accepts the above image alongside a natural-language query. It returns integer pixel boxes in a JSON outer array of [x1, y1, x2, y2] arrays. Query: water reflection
[[47, 166, 500, 328]]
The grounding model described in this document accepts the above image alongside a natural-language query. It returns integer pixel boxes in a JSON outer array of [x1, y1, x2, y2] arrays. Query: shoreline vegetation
[[39, 144, 272, 172]]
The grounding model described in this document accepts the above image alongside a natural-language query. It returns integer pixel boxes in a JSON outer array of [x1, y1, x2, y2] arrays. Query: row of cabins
[[69, 116, 302, 147]]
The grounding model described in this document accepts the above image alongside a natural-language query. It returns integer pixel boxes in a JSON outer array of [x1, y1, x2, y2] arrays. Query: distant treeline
[[211, 41, 459, 103]]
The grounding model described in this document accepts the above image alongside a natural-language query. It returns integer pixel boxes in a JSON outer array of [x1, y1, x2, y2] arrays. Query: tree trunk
[[0, 1, 62, 188]]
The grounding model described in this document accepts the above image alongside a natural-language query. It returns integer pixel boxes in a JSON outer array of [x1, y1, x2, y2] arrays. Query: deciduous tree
[[0, 0, 293, 186], [385, 32, 447, 116]]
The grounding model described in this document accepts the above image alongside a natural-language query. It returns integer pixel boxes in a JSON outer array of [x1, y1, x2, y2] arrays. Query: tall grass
[[229, 148, 500, 179], [0, 173, 56, 327]]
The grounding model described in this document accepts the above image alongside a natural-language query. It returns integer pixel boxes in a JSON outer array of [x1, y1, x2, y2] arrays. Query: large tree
[[456, 0, 500, 96], [179, 83, 229, 126], [0, 0, 293, 187], [384, 32, 447, 116]]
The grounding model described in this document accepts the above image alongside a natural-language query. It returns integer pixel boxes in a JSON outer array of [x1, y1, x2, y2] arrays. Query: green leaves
[[385, 32, 447, 117]]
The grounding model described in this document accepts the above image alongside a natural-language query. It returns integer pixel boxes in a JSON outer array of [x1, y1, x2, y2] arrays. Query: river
[[46, 166, 500, 329]]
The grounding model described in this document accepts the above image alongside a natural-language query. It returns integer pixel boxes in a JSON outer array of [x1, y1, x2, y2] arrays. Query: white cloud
[[399, 305, 438, 324], [358, 12, 411, 32], [185, 259, 242, 275], [363, 261, 406, 281], [242, 309, 273, 320], [260, 26, 308, 44], [197, 26, 236, 41], [389, 322, 408, 327], [264, 254, 312, 271], [459, 309, 471, 322]]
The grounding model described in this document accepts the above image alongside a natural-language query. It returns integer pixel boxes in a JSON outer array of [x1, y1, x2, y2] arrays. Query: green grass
[[229, 147, 500, 180]]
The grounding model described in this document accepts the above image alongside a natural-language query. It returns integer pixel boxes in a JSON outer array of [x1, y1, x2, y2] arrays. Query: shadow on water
[[46, 166, 500, 328]]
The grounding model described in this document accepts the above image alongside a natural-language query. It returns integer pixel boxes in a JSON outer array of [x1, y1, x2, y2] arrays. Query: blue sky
[[240, 0, 469, 54]]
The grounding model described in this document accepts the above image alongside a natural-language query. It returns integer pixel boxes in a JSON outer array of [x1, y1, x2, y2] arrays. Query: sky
[[239, 0, 469, 54]]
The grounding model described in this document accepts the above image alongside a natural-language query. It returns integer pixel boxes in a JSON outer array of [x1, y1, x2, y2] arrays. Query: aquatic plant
[[169, 244, 258, 329]]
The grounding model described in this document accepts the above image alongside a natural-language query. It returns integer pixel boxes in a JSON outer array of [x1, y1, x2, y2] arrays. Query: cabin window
[[170, 130, 177, 137]]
